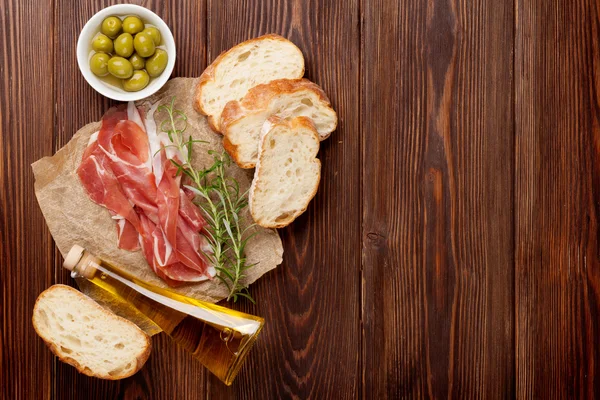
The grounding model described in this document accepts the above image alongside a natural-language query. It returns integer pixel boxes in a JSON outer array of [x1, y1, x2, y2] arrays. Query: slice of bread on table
[[194, 34, 305, 132], [221, 78, 337, 168], [249, 116, 321, 228], [32, 284, 151, 380]]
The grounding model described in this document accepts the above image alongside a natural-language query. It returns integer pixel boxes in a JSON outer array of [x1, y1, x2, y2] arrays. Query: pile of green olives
[[89, 15, 169, 92]]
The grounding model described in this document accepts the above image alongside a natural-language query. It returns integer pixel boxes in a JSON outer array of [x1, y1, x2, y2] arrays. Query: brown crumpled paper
[[32, 78, 283, 335]]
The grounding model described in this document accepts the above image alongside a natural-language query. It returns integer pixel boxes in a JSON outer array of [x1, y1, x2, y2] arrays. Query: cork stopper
[[63, 245, 86, 271], [63, 244, 98, 279]]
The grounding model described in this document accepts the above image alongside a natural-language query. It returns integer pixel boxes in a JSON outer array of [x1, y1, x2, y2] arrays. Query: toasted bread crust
[[222, 132, 256, 169], [32, 284, 152, 380], [194, 34, 305, 133], [220, 78, 334, 132], [249, 116, 321, 228]]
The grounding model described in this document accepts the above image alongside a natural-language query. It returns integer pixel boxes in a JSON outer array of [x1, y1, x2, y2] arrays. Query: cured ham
[[77, 136, 142, 250], [77, 103, 214, 284]]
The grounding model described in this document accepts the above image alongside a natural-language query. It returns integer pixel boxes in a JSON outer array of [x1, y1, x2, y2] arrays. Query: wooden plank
[[0, 0, 55, 398], [51, 1, 209, 399], [515, 1, 600, 397], [361, 0, 515, 397], [205, 0, 362, 398]]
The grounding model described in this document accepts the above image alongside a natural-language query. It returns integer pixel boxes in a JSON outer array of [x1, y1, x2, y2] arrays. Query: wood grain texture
[[361, 0, 515, 398], [515, 0, 600, 398], [205, 0, 362, 399], [0, 0, 55, 399]]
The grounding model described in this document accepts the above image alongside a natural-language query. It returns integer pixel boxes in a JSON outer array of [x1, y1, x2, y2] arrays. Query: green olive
[[133, 32, 155, 58], [129, 53, 146, 70], [91, 33, 113, 53], [142, 26, 161, 46], [107, 56, 134, 79], [89, 53, 110, 76], [101, 16, 122, 39], [122, 69, 150, 92], [122, 16, 144, 35], [145, 49, 168, 77], [113, 33, 134, 57]]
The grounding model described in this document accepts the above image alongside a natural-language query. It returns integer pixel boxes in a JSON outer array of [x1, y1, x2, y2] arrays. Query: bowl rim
[[77, 4, 176, 102]]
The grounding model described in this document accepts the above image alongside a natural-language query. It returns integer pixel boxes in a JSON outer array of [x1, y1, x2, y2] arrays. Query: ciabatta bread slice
[[222, 78, 337, 169], [249, 117, 321, 228], [194, 34, 305, 132], [32, 284, 151, 380]]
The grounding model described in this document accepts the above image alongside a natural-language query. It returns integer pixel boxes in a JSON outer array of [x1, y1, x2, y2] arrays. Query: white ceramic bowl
[[77, 4, 176, 101]]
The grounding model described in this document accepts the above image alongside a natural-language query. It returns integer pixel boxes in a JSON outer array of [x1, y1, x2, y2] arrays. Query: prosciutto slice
[[77, 136, 141, 250], [77, 103, 214, 285], [156, 151, 180, 250]]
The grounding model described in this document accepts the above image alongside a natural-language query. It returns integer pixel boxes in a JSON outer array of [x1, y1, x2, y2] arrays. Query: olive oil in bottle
[[63, 245, 264, 386]]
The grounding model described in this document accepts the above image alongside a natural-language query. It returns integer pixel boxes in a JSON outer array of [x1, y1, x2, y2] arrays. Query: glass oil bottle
[[63, 244, 264, 386]]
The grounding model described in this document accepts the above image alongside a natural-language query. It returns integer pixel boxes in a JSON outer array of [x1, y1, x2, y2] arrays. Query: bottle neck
[[72, 251, 101, 279]]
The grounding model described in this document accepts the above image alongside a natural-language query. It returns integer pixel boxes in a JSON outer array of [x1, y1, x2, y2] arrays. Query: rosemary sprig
[[157, 98, 257, 303]]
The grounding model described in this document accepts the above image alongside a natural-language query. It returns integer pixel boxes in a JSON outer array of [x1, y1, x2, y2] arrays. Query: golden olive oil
[[63, 245, 263, 385]]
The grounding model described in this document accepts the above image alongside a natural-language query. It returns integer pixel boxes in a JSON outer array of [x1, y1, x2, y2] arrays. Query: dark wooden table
[[2, 0, 599, 398]]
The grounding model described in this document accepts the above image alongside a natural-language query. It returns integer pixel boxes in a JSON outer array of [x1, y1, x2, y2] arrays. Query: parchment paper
[[32, 78, 283, 334]]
